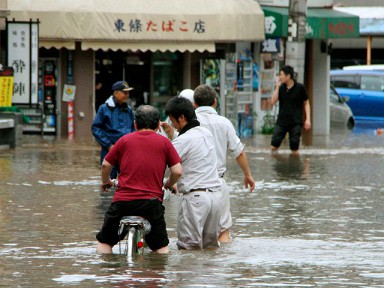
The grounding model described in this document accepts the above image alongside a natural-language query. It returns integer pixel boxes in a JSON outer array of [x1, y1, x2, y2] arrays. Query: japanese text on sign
[[114, 19, 206, 34], [0, 65, 14, 107], [7, 22, 39, 104]]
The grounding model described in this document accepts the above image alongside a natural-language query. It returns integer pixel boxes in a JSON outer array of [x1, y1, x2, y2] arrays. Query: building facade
[[2, 0, 265, 139]]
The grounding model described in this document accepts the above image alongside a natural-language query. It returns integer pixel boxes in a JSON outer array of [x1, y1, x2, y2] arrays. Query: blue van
[[330, 70, 384, 122]]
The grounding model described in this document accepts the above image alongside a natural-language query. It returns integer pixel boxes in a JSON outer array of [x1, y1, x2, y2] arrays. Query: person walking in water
[[193, 84, 255, 243], [164, 97, 223, 250], [270, 65, 311, 155], [96, 105, 182, 254]]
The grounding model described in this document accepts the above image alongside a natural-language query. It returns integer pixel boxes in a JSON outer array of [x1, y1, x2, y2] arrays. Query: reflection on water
[[271, 153, 311, 180], [1, 133, 384, 286]]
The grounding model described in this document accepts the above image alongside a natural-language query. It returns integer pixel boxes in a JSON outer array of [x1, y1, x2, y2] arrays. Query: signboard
[[68, 101, 74, 140], [0, 66, 14, 107], [7, 21, 39, 104], [263, 7, 359, 39], [8, 0, 265, 42], [31, 23, 39, 104], [261, 38, 281, 53], [62, 84, 76, 102], [7, 22, 30, 104]]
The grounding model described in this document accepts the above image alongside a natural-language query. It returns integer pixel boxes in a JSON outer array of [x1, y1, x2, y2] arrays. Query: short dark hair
[[165, 96, 196, 122], [194, 84, 216, 107], [135, 105, 160, 130], [280, 65, 295, 80]]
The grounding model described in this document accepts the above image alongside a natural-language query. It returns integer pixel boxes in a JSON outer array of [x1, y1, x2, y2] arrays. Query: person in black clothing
[[95, 80, 106, 113], [270, 65, 311, 155]]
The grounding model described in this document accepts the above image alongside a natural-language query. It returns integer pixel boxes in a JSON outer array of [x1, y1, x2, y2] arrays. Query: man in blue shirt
[[92, 81, 135, 179]]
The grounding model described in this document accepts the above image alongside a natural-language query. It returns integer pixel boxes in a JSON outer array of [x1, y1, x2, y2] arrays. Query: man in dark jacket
[[92, 81, 135, 179]]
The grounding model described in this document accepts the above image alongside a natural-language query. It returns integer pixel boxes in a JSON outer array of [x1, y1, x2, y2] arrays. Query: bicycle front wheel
[[127, 227, 137, 258]]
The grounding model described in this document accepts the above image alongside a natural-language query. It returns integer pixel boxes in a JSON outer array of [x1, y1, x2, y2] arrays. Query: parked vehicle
[[343, 64, 384, 71], [330, 85, 355, 129], [330, 70, 384, 122]]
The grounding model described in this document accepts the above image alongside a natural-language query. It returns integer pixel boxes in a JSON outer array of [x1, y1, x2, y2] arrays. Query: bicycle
[[118, 216, 151, 260], [103, 180, 152, 260]]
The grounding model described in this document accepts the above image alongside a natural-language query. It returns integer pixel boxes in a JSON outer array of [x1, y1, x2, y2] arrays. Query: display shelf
[[235, 56, 254, 137], [43, 127, 55, 133], [224, 52, 238, 128], [17, 105, 43, 133], [23, 126, 41, 133], [223, 52, 255, 136], [28, 120, 42, 124]]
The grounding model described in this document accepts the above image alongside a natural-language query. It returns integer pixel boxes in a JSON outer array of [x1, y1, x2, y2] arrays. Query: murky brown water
[[1, 128, 384, 287]]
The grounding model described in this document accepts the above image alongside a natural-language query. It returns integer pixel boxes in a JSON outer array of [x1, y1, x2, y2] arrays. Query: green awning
[[263, 7, 359, 39], [263, 7, 289, 38]]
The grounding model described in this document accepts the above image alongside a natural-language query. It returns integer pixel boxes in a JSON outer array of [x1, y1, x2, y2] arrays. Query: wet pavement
[[1, 125, 384, 287]]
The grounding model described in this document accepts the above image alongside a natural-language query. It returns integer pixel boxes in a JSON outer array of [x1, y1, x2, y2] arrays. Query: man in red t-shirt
[[96, 105, 182, 254]]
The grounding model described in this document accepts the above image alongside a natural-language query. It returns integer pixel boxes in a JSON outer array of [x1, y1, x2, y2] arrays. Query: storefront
[[258, 6, 359, 135], [5, 0, 265, 139], [333, 6, 384, 66]]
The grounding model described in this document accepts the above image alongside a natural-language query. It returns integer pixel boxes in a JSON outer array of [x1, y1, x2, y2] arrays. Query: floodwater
[[1, 125, 384, 287]]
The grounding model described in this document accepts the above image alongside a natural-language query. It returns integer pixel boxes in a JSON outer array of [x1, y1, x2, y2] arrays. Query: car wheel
[[347, 117, 355, 130]]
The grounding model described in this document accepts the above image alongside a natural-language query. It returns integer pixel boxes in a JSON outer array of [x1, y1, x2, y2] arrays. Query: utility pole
[[285, 0, 307, 83]]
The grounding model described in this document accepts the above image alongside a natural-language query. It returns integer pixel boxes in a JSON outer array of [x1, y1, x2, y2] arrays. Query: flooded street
[[1, 126, 384, 287]]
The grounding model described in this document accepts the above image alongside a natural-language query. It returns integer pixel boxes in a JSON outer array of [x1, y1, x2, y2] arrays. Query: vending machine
[[41, 59, 57, 134], [200, 53, 255, 137]]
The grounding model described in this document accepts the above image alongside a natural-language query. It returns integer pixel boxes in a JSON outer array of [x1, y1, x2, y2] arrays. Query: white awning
[[7, 0, 265, 52], [81, 41, 215, 52], [39, 40, 76, 50], [334, 7, 384, 35]]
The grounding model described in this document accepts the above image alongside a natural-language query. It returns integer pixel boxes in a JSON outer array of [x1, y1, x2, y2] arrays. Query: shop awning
[[263, 6, 359, 39], [7, 0, 265, 52], [81, 41, 215, 53], [39, 40, 76, 50], [334, 7, 384, 36]]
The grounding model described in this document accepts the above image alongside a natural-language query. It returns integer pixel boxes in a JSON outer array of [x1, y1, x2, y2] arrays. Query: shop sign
[[263, 8, 288, 38], [68, 101, 74, 140], [260, 38, 280, 53], [31, 23, 39, 104], [306, 17, 358, 39], [0, 66, 14, 107], [62, 84, 76, 102], [306, 23, 314, 37], [113, 18, 206, 35], [7, 21, 39, 104], [263, 7, 359, 39], [265, 16, 277, 36]]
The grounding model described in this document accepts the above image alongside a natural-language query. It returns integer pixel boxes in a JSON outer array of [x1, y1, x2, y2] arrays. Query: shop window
[[152, 52, 183, 118]]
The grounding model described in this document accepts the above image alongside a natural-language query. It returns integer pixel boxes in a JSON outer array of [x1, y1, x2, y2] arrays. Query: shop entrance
[[95, 51, 151, 112], [95, 50, 183, 119]]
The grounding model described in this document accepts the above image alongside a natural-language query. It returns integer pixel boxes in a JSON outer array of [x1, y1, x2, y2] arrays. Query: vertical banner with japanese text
[[7, 21, 39, 105], [31, 23, 39, 104], [66, 51, 75, 139], [0, 67, 14, 107], [68, 101, 74, 140]]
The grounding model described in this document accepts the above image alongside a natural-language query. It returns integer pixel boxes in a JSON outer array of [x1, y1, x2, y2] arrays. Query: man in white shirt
[[163, 96, 223, 250], [194, 84, 255, 243], [158, 89, 194, 140]]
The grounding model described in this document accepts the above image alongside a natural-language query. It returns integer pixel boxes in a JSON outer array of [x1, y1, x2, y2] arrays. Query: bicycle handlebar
[[103, 179, 118, 192]]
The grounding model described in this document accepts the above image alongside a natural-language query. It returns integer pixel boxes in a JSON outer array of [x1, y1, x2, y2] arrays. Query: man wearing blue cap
[[92, 81, 135, 179]]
